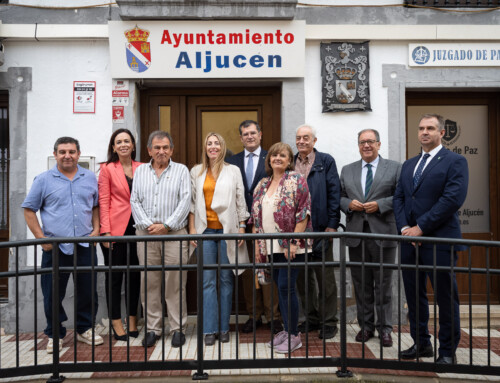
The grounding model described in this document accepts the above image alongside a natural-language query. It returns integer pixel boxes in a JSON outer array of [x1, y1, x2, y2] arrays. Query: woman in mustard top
[[188, 133, 249, 346]]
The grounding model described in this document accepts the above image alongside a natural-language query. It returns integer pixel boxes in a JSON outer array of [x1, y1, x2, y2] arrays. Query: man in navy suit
[[226, 120, 282, 334], [393, 113, 468, 365]]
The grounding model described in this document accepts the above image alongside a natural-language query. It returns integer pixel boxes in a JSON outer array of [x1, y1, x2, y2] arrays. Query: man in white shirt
[[131, 131, 191, 348], [340, 129, 401, 347]]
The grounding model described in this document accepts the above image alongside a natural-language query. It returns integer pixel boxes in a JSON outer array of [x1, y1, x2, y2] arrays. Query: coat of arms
[[442, 119, 461, 146], [125, 25, 151, 73], [321, 42, 371, 112]]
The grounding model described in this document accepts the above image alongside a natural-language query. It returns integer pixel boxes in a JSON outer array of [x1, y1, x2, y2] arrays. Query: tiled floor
[[1, 319, 500, 381]]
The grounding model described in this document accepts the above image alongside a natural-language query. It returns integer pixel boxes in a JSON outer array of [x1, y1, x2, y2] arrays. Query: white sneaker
[[77, 329, 104, 346], [47, 338, 63, 354]]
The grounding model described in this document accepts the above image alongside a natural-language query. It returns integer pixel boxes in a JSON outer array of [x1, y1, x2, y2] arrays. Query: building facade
[[1, 0, 499, 331]]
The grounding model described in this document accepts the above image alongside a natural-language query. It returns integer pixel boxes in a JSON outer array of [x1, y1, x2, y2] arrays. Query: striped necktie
[[365, 163, 373, 198], [413, 153, 430, 188]]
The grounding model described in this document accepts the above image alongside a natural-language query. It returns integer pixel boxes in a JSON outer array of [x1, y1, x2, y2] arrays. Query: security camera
[[0, 44, 4, 67]]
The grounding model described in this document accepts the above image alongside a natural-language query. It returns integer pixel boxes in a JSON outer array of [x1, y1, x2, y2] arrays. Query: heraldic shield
[[125, 25, 151, 73], [335, 79, 356, 104], [443, 119, 459, 144]]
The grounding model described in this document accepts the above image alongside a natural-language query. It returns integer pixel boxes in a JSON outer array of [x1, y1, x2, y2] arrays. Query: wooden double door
[[140, 87, 281, 313], [140, 87, 281, 170], [406, 92, 500, 304]]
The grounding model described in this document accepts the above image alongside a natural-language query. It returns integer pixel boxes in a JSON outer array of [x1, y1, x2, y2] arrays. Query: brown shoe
[[379, 332, 393, 347], [355, 329, 374, 343]]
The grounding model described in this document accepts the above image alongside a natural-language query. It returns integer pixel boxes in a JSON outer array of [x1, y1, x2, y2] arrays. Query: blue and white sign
[[109, 21, 305, 79], [409, 43, 500, 67]]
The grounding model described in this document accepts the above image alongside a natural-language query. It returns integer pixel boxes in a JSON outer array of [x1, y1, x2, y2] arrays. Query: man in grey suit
[[340, 129, 401, 347]]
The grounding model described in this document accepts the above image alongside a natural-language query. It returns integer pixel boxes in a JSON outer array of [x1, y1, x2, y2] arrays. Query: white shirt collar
[[361, 155, 380, 168], [423, 144, 442, 157], [244, 146, 261, 157]]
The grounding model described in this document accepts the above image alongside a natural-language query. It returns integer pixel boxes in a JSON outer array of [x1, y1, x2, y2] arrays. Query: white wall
[[303, 40, 407, 172], [5, 40, 112, 264]]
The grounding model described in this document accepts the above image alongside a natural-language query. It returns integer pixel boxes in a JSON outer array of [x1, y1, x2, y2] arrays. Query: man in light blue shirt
[[22, 137, 103, 353]]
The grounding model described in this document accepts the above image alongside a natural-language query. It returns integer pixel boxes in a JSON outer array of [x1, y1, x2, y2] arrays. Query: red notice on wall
[[112, 106, 124, 124]]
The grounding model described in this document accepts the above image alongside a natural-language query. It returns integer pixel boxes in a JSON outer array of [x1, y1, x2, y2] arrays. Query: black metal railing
[[404, 0, 500, 8], [0, 232, 500, 382]]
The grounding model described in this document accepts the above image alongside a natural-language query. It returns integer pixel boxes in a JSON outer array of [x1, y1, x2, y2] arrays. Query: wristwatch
[[290, 239, 298, 246], [163, 223, 171, 232]]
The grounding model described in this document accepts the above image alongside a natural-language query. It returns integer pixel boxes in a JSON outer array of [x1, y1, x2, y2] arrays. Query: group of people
[[22, 113, 468, 364]]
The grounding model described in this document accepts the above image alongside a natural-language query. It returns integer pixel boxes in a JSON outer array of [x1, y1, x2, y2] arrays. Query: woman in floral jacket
[[250, 142, 312, 354]]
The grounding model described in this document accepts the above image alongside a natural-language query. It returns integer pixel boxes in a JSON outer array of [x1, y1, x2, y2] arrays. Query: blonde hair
[[265, 142, 295, 176], [199, 132, 227, 178]]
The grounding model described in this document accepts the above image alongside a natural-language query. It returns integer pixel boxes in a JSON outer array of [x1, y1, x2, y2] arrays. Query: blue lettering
[[234, 55, 246, 68], [196, 52, 202, 68], [216, 55, 229, 68], [268, 55, 282, 68], [175, 52, 192, 68], [204, 51, 212, 73], [250, 55, 264, 68]]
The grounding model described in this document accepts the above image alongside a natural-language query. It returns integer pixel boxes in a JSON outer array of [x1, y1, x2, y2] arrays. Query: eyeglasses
[[358, 140, 379, 146]]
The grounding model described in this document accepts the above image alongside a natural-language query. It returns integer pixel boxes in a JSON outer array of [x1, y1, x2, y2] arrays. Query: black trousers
[[101, 241, 140, 320]]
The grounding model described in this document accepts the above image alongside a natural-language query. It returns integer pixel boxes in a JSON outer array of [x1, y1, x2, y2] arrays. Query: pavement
[[1, 317, 500, 382]]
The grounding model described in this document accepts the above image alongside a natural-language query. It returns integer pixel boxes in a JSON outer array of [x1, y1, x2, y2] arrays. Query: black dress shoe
[[219, 331, 230, 343], [355, 329, 374, 342], [242, 318, 262, 333], [171, 331, 186, 348], [142, 331, 159, 348], [128, 330, 139, 338], [436, 355, 456, 364], [319, 325, 338, 340], [267, 320, 283, 334], [400, 344, 433, 360], [297, 321, 320, 333], [204, 333, 216, 346]]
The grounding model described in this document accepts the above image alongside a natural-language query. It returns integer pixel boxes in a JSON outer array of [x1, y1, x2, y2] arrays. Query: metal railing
[[0, 231, 500, 381]]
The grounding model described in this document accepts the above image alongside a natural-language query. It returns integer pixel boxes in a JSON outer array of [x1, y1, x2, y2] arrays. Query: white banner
[[109, 21, 305, 78], [409, 43, 500, 67]]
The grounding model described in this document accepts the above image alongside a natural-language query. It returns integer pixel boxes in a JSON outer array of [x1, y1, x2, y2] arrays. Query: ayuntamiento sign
[[108, 21, 305, 78]]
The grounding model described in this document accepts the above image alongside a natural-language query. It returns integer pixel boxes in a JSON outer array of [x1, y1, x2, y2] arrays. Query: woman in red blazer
[[99, 128, 142, 340]]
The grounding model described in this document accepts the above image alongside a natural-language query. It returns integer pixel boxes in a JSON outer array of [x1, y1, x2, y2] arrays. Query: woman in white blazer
[[188, 132, 249, 346]]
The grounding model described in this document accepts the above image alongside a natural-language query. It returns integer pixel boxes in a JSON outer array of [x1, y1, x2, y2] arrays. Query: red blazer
[[98, 160, 142, 236]]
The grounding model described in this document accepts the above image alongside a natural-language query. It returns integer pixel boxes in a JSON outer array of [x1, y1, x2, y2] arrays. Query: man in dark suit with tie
[[393, 113, 468, 364], [340, 129, 401, 347], [226, 120, 282, 334]]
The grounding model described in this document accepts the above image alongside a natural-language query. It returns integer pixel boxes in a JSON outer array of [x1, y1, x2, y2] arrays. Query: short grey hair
[[296, 124, 317, 138], [357, 129, 380, 142], [420, 113, 445, 131], [147, 130, 174, 149]]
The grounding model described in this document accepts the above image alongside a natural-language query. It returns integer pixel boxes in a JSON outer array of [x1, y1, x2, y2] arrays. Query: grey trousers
[[296, 241, 338, 327], [349, 232, 395, 334]]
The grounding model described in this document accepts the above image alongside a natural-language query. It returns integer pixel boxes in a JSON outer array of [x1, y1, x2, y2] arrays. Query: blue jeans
[[272, 253, 304, 336], [202, 228, 233, 334], [41, 245, 98, 338]]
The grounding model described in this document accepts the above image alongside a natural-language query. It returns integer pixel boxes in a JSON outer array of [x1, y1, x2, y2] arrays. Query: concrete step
[[428, 305, 500, 328]]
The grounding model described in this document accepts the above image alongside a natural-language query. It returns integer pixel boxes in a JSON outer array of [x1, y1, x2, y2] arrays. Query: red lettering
[[284, 33, 294, 44], [252, 33, 262, 44], [275, 30, 283, 44], [216, 34, 226, 44], [161, 30, 172, 45], [207, 30, 215, 44]]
